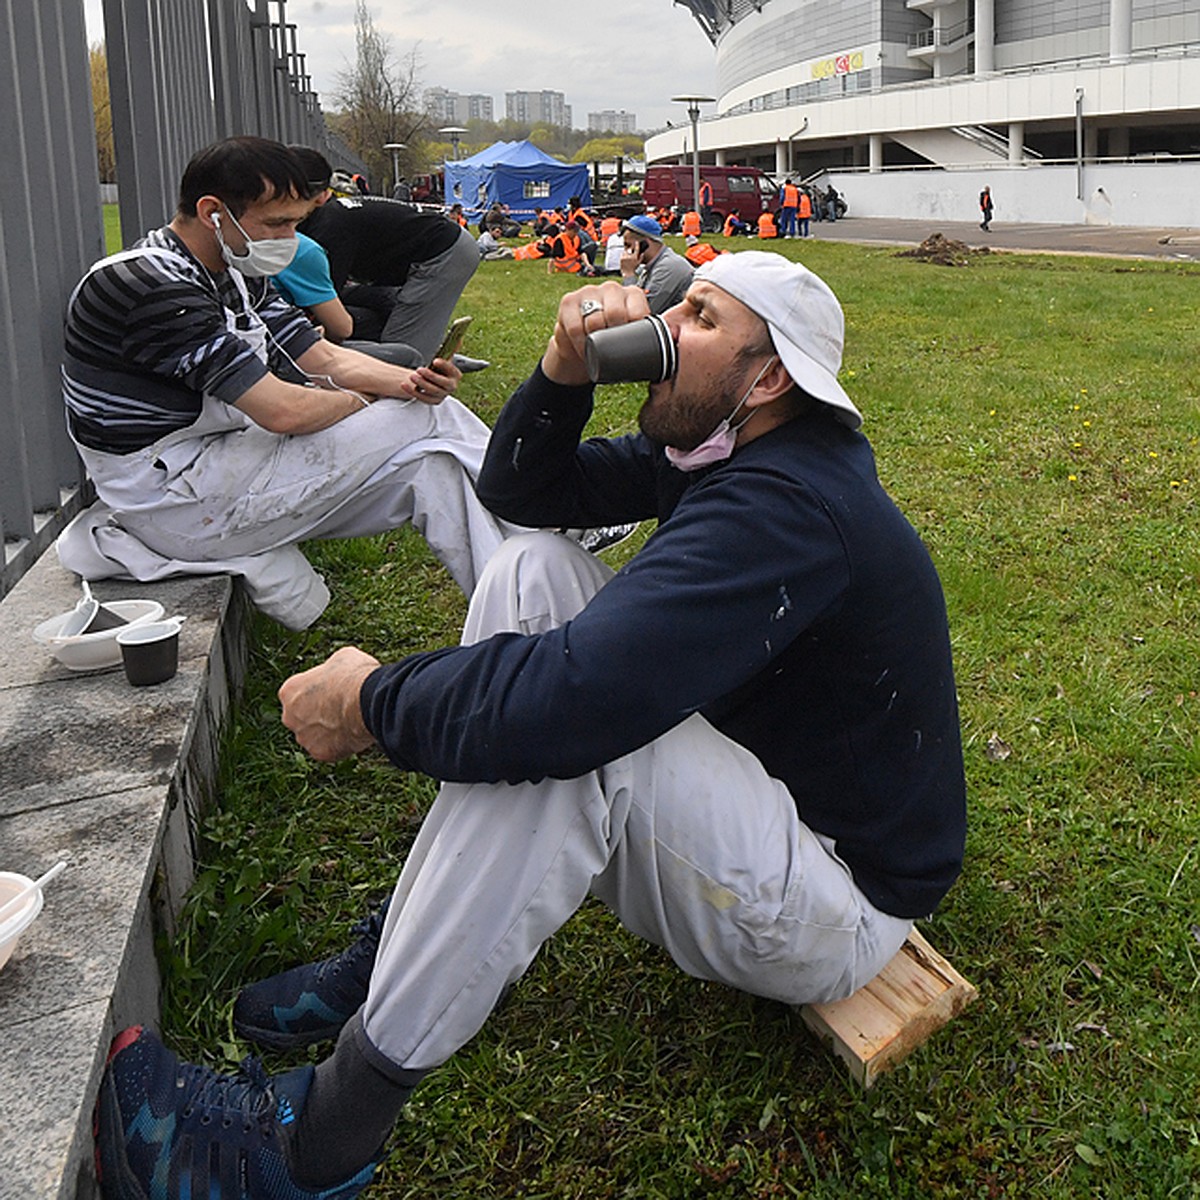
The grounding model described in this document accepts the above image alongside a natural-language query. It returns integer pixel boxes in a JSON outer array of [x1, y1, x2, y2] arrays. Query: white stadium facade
[[645, 1, 1200, 226]]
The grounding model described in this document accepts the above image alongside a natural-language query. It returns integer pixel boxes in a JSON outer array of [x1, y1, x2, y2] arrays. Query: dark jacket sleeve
[[476, 364, 662, 529], [360, 451, 849, 785]]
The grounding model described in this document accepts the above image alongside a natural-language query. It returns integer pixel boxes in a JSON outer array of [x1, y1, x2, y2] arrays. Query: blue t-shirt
[[272, 233, 338, 309]]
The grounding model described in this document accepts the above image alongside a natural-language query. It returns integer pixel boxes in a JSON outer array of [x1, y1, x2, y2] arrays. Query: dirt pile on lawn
[[895, 232, 991, 267]]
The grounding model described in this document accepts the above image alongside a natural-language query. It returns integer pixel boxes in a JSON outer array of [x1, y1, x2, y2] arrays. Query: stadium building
[[646, 1, 1200, 225]]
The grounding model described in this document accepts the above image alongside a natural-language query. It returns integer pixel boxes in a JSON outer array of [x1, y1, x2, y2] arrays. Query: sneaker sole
[[233, 1016, 346, 1052]]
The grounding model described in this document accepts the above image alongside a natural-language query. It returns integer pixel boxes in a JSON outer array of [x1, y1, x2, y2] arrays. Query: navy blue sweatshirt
[[361, 367, 966, 918]]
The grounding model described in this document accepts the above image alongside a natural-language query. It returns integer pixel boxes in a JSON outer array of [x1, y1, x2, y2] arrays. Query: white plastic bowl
[[0, 872, 45, 972], [33, 599, 165, 671]]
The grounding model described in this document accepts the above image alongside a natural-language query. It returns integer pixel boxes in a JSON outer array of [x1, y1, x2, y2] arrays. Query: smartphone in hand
[[434, 316, 473, 363]]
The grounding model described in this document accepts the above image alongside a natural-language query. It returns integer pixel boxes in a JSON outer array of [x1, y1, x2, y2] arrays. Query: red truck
[[643, 164, 775, 231]]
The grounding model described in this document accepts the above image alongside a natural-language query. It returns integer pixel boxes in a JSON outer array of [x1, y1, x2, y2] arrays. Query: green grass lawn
[[159, 239, 1199, 1198], [103, 203, 122, 254]]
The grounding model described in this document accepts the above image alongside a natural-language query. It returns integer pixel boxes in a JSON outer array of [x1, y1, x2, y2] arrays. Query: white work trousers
[[362, 532, 912, 1072], [80, 394, 512, 599]]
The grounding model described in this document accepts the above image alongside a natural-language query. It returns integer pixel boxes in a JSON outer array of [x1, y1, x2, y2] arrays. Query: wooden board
[[799, 928, 977, 1088]]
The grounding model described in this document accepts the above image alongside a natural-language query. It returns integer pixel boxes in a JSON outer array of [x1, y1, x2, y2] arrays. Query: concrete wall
[[825, 160, 1200, 226]]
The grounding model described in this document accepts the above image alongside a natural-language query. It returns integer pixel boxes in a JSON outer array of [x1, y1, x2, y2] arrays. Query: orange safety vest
[[680, 210, 702, 237], [698, 180, 713, 206], [757, 211, 777, 238], [513, 241, 546, 260], [685, 241, 721, 266], [798, 192, 812, 219], [723, 214, 741, 237], [782, 183, 799, 209], [599, 215, 621, 239], [550, 229, 583, 272], [569, 208, 595, 237]]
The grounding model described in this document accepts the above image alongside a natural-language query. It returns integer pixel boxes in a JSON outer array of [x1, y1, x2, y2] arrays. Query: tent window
[[522, 180, 552, 199], [453, 181, 463, 199]]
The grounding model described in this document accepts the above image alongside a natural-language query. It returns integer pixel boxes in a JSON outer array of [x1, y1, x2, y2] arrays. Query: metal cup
[[584, 314, 678, 384]]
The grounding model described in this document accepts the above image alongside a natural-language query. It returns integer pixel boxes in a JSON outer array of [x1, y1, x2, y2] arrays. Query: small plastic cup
[[584, 315, 678, 384], [58, 597, 128, 637], [117, 621, 181, 687]]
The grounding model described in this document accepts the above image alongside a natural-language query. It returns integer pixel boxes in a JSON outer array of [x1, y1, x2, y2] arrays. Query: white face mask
[[213, 208, 298, 277], [665, 355, 777, 472]]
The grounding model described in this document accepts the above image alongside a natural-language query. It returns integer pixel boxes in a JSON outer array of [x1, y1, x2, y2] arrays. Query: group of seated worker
[[59, 136, 505, 629], [77, 137, 967, 1200]]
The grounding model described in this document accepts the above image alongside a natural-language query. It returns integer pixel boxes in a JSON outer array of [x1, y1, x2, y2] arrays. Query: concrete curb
[[0, 551, 248, 1199]]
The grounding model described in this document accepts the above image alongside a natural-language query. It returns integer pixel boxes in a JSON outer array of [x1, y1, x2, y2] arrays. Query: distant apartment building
[[588, 110, 638, 133], [423, 87, 494, 124], [506, 90, 573, 128]]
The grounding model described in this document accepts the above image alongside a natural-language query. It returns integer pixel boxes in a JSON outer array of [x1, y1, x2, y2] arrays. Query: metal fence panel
[[0, 0, 101, 593], [105, 0, 218, 247]]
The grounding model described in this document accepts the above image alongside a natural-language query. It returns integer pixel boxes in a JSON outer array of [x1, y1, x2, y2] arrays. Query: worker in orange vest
[[680, 209, 702, 238], [698, 179, 713, 209], [723, 212, 749, 237], [757, 209, 778, 238], [684, 235, 722, 266], [778, 180, 799, 237], [448, 203, 468, 228], [599, 215, 621, 240], [548, 222, 594, 275], [797, 189, 813, 238], [567, 197, 596, 239]]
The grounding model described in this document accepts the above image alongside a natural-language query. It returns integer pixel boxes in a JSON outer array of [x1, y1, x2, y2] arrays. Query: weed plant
[[159, 240, 1199, 1198]]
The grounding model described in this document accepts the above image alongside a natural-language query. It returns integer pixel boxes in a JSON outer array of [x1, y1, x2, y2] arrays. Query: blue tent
[[444, 140, 590, 224]]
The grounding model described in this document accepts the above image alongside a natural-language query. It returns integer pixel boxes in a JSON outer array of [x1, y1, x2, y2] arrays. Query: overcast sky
[[84, 0, 719, 134]]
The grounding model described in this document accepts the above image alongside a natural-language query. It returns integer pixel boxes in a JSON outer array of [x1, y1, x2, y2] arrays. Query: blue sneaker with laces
[[233, 899, 390, 1051], [93, 1026, 381, 1199]]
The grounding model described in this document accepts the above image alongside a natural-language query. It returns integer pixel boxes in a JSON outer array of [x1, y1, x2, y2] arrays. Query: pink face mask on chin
[[664, 355, 776, 472]]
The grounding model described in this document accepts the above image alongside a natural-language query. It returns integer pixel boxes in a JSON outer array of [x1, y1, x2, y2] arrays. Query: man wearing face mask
[[96, 251, 966, 1200], [59, 137, 514, 629]]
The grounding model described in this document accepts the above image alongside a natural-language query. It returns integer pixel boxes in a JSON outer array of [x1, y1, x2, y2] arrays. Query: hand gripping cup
[[584, 314, 678, 385]]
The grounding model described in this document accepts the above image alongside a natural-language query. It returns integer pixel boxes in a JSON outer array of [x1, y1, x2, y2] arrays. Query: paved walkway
[[796, 217, 1200, 261]]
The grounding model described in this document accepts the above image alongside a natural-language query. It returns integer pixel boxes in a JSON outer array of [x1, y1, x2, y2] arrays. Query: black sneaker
[[94, 1026, 380, 1199], [564, 523, 641, 554], [233, 899, 390, 1052]]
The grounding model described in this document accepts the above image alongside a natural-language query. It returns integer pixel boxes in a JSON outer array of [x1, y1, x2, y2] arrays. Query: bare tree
[[331, 1, 428, 191], [90, 43, 116, 183]]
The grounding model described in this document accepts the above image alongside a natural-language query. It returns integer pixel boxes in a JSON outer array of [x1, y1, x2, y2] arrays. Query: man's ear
[[195, 196, 222, 228], [744, 356, 795, 410]]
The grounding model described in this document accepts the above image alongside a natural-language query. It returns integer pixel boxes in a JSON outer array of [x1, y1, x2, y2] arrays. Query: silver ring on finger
[[579, 298, 603, 320]]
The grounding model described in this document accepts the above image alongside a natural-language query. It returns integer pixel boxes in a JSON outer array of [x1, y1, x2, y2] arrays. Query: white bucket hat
[[694, 250, 862, 429]]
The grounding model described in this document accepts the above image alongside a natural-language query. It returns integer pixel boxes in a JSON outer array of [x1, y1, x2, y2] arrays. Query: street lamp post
[[671, 95, 715, 218], [439, 126, 468, 161], [383, 142, 406, 193]]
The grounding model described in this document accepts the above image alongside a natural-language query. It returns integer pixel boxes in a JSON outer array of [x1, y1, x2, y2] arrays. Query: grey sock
[[287, 1009, 425, 1189]]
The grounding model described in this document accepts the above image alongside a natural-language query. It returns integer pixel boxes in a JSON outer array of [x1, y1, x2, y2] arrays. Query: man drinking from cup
[[96, 252, 967, 1200]]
